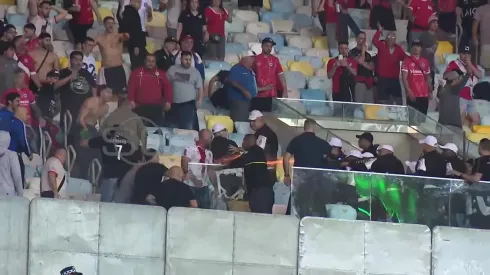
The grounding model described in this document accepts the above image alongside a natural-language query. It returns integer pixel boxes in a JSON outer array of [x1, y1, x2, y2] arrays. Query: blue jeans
[[190, 185, 211, 209], [172, 100, 198, 130], [101, 178, 119, 202]]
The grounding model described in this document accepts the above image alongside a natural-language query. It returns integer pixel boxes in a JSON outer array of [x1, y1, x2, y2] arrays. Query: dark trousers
[[250, 97, 273, 112], [69, 20, 93, 45], [134, 104, 165, 127], [249, 186, 274, 214], [172, 100, 198, 130], [18, 153, 25, 189], [317, 11, 326, 33], [332, 89, 355, 117], [40, 191, 55, 198], [407, 97, 429, 115], [369, 5, 396, 31], [338, 14, 361, 42]]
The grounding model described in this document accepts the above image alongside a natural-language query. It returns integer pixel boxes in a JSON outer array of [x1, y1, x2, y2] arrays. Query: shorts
[[238, 0, 262, 8], [459, 98, 478, 114], [206, 35, 226, 59], [376, 77, 402, 100], [438, 12, 456, 34], [98, 65, 128, 95], [69, 20, 93, 45]]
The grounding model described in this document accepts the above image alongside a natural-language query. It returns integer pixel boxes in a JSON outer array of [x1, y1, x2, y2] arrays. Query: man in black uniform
[[356, 132, 378, 156], [230, 134, 274, 213], [415, 135, 447, 178], [440, 143, 467, 177], [453, 138, 490, 182], [371, 145, 405, 175], [248, 110, 278, 161], [154, 36, 177, 71]]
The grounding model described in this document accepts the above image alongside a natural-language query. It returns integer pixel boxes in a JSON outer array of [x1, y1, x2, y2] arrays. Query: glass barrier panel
[[452, 181, 490, 229]]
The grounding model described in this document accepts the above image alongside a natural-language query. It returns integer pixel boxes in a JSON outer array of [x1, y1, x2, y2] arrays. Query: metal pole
[[42, 131, 52, 163], [89, 158, 102, 194]]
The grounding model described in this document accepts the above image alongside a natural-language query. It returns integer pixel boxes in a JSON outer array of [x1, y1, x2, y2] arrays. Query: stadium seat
[[330, 48, 339, 57], [443, 53, 459, 64], [264, 0, 271, 10], [234, 122, 252, 134], [436, 41, 453, 64], [173, 129, 199, 139], [288, 35, 313, 49], [169, 134, 195, 148], [147, 12, 167, 27], [286, 88, 300, 99], [260, 11, 284, 25], [225, 42, 248, 54], [395, 19, 408, 42], [348, 37, 357, 50], [479, 76, 490, 83], [308, 76, 332, 90], [277, 54, 296, 66], [258, 33, 285, 50], [163, 146, 186, 156], [98, 7, 114, 21], [246, 22, 270, 35], [271, 0, 295, 14], [159, 155, 181, 168], [289, 61, 314, 76], [482, 115, 490, 126], [305, 48, 330, 58], [229, 133, 246, 147], [313, 36, 329, 49], [224, 53, 240, 64], [295, 5, 311, 16], [52, 41, 67, 58], [288, 13, 314, 31], [299, 27, 323, 37], [0, 0, 15, 5], [295, 55, 323, 69], [59, 57, 69, 69], [300, 88, 324, 100], [99, 1, 119, 10], [271, 20, 295, 33], [277, 46, 302, 56], [349, 8, 370, 30], [7, 13, 28, 28], [146, 40, 157, 54], [205, 115, 234, 132], [234, 10, 259, 22], [206, 61, 232, 70], [225, 19, 245, 33], [314, 68, 327, 76], [233, 32, 258, 45], [284, 71, 307, 89]]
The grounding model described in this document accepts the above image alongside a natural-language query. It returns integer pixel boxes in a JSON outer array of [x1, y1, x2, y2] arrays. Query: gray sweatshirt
[[0, 131, 24, 197], [438, 74, 471, 128]]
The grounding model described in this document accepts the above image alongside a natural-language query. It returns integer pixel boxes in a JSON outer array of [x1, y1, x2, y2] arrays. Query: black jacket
[[229, 145, 272, 192], [415, 150, 447, 178], [120, 5, 146, 49], [371, 154, 405, 175], [154, 48, 175, 71]]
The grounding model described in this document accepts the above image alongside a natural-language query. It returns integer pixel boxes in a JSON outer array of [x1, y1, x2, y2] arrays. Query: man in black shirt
[[151, 166, 198, 210], [356, 132, 378, 156], [210, 123, 237, 162], [132, 162, 169, 205], [55, 51, 96, 146], [154, 36, 177, 71], [370, 145, 405, 175], [439, 142, 467, 177], [457, 0, 484, 51], [248, 110, 278, 161], [415, 136, 447, 178], [348, 31, 375, 103], [453, 138, 490, 182], [230, 134, 274, 213], [120, 0, 147, 69], [37, 69, 60, 122], [208, 70, 229, 109]]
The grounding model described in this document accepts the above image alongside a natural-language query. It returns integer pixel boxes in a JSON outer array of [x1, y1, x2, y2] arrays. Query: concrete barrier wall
[[1, 197, 490, 274]]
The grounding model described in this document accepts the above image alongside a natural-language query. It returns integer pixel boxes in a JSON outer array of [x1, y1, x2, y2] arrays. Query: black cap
[[459, 43, 471, 54], [261, 37, 276, 46], [356, 132, 374, 143], [60, 266, 83, 275], [411, 39, 422, 47], [164, 36, 178, 43]]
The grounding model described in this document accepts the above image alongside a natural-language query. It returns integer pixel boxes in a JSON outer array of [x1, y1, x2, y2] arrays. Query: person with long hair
[[177, 0, 208, 57], [204, 0, 231, 60]]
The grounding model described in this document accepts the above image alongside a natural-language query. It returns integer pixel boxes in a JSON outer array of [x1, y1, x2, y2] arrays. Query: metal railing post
[[89, 158, 102, 194]]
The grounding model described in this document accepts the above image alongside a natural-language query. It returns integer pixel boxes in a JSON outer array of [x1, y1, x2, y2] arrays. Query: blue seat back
[[278, 46, 302, 56], [295, 55, 323, 69], [260, 11, 285, 25], [271, 0, 295, 14], [288, 14, 314, 31], [225, 43, 248, 54], [206, 61, 232, 70], [284, 71, 307, 89]]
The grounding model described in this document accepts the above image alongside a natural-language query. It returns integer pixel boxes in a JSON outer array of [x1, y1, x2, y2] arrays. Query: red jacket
[[372, 30, 407, 79], [128, 66, 173, 106]]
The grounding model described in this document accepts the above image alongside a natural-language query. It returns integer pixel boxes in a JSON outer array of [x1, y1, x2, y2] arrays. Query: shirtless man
[[79, 85, 113, 132], [30, 33, 60, 85], [96, 16, 130, 96], [28, 0, 68, 37]]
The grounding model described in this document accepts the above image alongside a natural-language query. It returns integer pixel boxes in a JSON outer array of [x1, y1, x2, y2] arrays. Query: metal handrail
[[66, 145, 77, 180], [89, 158, 102, 193], [63, 110, 73, 150], [42, 131, 52, 163]]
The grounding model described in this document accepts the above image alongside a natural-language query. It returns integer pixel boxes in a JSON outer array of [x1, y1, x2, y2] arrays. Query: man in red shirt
[[444, 44, 482, 127], [324, 0, 360, 50], [252, 37, 287, 112], [65, 0, 101, 49], [401, 39, 431, 115], [13, 36, 41, 91], [326, 40, 357, 103], [373, 26, 407, 105], [128, 54, 173, 126], [23, 23, 40, 52], [402, 0, 435, 46]]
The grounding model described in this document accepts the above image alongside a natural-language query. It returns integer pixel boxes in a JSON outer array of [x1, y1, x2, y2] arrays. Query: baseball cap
[[428, 14, 438, 24], [419, 135, 438, 147], [361, 152, 375, 158], [248, 110, 263, 121], [439, 143, 458, 153], [411, 39, 422, 47], [261, 37, 276, 46], [459, 43, 471, 54], [60, 266, 83, 275], [165, 36, 178, 43], [346, 150, 362, 158], [212, 123, 226, 133], [377, 144, 394, 153], [181, 35, 193, 42], [356, 132, 374, 143], [329, 137, 343, 148]]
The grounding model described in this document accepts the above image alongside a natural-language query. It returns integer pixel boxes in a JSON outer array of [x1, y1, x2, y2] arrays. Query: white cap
[[377, 145, 394, 153], [346, 150, 362, 158], [361, 152, 375, 158], [212, 124, 226, 133], [419, 135, 438, 147], [248, 110, 263, 121], [329, 137, 343, 147], [440, 143, 458, 153]]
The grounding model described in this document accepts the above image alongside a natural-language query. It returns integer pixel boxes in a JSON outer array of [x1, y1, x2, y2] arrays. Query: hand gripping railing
[[63, 110, 73, 150], [89, 158, 102, 194], [66, 144, 76, 180], [41, 131, 52, 163]]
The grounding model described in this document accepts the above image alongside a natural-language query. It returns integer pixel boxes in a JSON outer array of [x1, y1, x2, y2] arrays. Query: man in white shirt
[[118, 0, 153, 33], [81, 37, 97, 78], [28, 0, 69, 37], [40, 148, 67, 198]]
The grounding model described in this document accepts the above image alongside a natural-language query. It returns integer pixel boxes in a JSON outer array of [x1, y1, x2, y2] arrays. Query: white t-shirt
[[82, 54, 97, 77], [29, 15, 55, 37], [121, 0, 152, 31], [41, 157, 66, 196], [183, 143, 213, 187]]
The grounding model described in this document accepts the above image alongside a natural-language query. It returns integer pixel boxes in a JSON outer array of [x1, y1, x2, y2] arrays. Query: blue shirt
[[226, 64, 257, 102]]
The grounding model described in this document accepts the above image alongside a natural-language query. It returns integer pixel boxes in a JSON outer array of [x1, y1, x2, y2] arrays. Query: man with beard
[[28, 0, 68, 37], [30, 33, 59, 87]]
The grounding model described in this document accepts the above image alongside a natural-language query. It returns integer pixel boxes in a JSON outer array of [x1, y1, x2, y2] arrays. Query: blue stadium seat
[[308, 76, 332, 90], [288, 14, 314, 31], [229, 133, 246, 147], [271, 0, 295, 14], [284, 71, 307, 89], [300, 88, 325, 100], [295, 55, 323, 69], [226, 19, 246, 33], [277, 54, 296, 66], [329, 48, 339, 57], [260, 11, 285, 25], [278, 46, 302, 56], [479, 76, 490, 83], [300, 88, 329, 115], [163, 146, 186, 156], [169, 134, 195, 148], [7, 14, 28, 29], [225, 43, 248, 54], [257, 33, 285, 50], [206, 61, 232, 70]]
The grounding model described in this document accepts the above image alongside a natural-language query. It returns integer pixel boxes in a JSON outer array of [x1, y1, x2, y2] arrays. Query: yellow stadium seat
[[313, 36, 329, 49], [467, 132, 489, 143], [289, 61, 314, 77], [59, 57, 69, 69], [0, 0, 15, 5], [436, 41, 453, 65], [204, 115, 234, 132], [98, 7, 113, 21], [147, 12, 167, 28], [146, 41, 156, 54], [95, 61, 101, 75], [472, 125, 490, 134], [322, 56, 330, 66], [286, 60, 294, 68], [159, 155, 181, 168], [364, 105, 388, 120], [282, 64, 288, 71], [263, 0, 271, 9]]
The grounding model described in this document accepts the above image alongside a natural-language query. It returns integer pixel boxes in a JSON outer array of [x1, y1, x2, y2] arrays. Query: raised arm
[[28, 0, 39, 19], [51, 5, 69, 23]]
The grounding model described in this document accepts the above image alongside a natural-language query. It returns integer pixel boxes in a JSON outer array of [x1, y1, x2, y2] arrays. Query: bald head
[[15, 107, 28, 123], [198, 129, 213, 148], [54, 148, 67, 164], [241, 56, 254, 69], [167, 166, 184, 181], [242, 134, 256, 150]]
